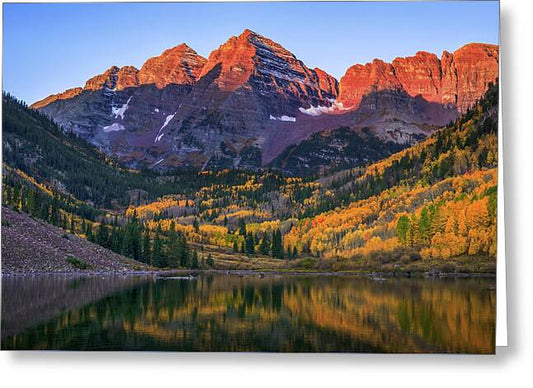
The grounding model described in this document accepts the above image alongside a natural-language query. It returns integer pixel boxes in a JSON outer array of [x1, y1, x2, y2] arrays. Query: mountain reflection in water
[[1, 274, 495, 353]]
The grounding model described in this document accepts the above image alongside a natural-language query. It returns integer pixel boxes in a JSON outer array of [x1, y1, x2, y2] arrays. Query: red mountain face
[[138, 44, 207, 88], [30, 31, 498, 174], [198, 29, 337, 107], [338, 43, 499, 113]]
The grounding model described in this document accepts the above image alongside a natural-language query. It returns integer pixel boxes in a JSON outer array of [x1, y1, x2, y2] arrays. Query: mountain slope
[[3, 93, 152, 207], [283, 82, 498, 264], [1, 206, 147, 273], [270, 126, 406, 176], [3, 93, 261, 208]]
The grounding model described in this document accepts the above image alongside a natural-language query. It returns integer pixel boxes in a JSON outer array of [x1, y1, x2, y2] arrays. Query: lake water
[[1, 273, 495, 353]]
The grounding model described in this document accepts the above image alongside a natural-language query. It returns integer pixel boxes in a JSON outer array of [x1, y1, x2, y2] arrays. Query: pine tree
[[97, 220, 109, 247], [271, 229, 284, 259], [191, 250, 199, 269], [86, 222, 94, 242], [193, 218, 200, 233], [238, 218, 247, 236], [418, 208, 430, 244], [206, 253, 214, 267], [152, 224, 165, 267], [142, 230, 151, 264], [396, 215, 410, 245], [69, 215, 75, 234], [110, 224, 122, 253], [259, 233, 270, 255], [245, 232, 255, 255], [51, 196, 59, 226], [167, 221, 181, 267], [233, 240, 239, 253], [122, 212, 142, 261], [179, 233, 190, 268]]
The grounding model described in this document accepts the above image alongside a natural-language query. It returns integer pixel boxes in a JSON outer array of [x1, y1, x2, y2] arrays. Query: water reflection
[[1, 274, 495, 353]]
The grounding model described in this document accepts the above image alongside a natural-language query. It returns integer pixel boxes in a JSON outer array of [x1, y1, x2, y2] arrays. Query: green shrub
[[66, 256, 91, 270], [297, 258, 316, 270], [400, 254, 411, 265]]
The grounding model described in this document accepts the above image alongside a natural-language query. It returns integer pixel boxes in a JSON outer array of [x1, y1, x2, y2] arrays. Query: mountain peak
[[199, 28, 336, 100], [84, 66, 121, 91], [138, 44, 207, 88], [239, 28, 260, 38], [455, 42, 499, 53], [160, 43, 197, 56]]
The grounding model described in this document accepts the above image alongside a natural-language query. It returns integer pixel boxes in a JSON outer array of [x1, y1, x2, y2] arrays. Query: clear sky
[[3, 1, 499, 104]]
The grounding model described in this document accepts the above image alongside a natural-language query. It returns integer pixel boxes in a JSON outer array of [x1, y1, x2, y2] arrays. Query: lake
[[1, 273, 496, 353]]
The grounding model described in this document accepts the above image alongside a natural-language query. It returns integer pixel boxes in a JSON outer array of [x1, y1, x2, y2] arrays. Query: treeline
[[396, 184, 497, 256], [231, 219, 296, 260], [3, 169, 103, 222], [88, 214, 203, 269]]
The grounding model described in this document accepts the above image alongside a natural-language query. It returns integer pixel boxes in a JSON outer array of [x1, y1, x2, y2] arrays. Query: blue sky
[[3, 1, 499, 104]]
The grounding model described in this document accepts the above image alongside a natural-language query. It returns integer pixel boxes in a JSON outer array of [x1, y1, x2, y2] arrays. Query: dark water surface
[[1, 273, 495, 353]]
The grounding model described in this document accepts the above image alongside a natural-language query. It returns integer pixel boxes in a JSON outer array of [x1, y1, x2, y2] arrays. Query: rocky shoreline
[[1, 268, 496, 278]]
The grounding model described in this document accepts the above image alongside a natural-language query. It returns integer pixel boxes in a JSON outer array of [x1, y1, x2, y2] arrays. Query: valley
[[2, 81, 498, 275], [0, 2, 501, 356]]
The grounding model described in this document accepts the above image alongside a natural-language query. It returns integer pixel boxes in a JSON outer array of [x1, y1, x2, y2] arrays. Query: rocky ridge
[[338, 43, 499, 113], [30, 30, 498, 173]]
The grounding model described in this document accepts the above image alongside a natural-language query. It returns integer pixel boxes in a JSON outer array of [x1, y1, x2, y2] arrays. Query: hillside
[[1, 206, 148, 273], [282, 82, 498, 269], [3, 92, 299, 210], [3, 93, 147, 208]]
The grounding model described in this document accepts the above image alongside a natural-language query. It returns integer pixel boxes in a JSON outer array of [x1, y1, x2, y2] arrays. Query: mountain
[[338, 43, 499, 113], [32, 44, 206, 110], [31, 31, 498, 174]]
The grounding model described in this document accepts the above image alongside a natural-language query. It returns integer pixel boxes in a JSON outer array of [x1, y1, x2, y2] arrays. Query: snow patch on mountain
[[269, 114, 296, 122], [111, 96, 132, 119], [103, 123, 125, 132], [154, 113, 175, 143], [299, 100, 349, 117], [161, 114, 175, 130]]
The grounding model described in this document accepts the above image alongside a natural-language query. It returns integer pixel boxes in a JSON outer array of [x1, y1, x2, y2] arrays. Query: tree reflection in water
[[1, 274, 495, 353]]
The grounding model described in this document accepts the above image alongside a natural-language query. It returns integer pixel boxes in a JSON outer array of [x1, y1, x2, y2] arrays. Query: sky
[[2, 1, 499, 104]]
